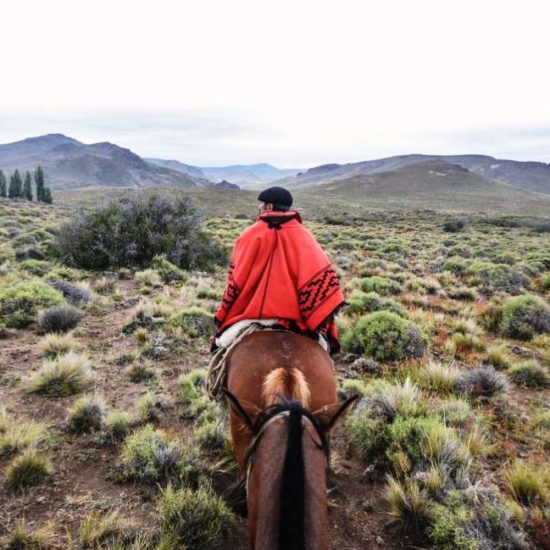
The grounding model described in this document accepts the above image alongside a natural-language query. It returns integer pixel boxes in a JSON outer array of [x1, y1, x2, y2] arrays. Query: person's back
[[214, 186, 344, 353]]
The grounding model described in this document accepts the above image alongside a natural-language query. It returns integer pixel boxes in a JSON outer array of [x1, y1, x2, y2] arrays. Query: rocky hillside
[[0, 134, 203, 189]]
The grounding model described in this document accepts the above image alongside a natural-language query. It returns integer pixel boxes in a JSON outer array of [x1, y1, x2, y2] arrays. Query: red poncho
[[214, 210, 345, 352]]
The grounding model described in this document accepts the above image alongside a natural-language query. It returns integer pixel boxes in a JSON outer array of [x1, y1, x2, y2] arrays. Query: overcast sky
[[1, 0, 549, 168]]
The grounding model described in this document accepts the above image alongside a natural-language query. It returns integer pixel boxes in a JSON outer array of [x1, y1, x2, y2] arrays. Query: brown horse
[[224, 330, 357, 550]]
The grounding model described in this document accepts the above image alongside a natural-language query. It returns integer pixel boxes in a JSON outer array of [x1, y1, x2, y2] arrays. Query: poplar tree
[[9, 170, 23, 198], [43, 187, 53, 204], [23, 171, 33, 201], [35, 166, 45, 202], [0, 170, 6, 198]]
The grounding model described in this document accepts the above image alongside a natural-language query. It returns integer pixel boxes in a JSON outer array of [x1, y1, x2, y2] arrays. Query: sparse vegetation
[[157, 485, 234, 550], [6, 448, 51, 489], [26, 352, 93, 397]]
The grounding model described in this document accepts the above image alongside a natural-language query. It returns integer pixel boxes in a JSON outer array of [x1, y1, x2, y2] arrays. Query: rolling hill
[[0, 134, 203, 189], [277, 154, 550, 195], [301, 160, 550, 215]]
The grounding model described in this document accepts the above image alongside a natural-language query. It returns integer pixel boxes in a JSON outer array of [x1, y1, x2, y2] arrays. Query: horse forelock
[[262, 367, 311, 408]]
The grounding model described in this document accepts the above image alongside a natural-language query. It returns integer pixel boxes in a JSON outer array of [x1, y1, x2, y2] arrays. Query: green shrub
[[56, 192, 226, 270], [543, 274, 550, 291], [102, 411, 132, 444], [16, 258, 52, 276], [66, 395, 106, 433], [343, 311, 426, 361], [465, 261, 527, 292], [500, 294, 550, 340], [347, 290, 406, 316], [152, 254, 188, 283], [360, 276, 401, 296], [169, 307, 214, 339], [179, 369, 207, 406], [507, 361, 550, 387], [26, 352, 92, 397], [441, 257, 469, 276], [0, 281, 64, 328], [37, 305, 82, 333], [6, 448, 51, 488], [117, 425, 203, 487], [157, 485, 234, 550]]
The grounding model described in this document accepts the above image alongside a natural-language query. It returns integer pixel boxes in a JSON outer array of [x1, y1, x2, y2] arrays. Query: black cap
[[257, 186, 293, 209]]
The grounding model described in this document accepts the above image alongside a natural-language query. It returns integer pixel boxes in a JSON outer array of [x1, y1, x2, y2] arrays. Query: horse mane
[[279, 402, 305, 550], [262, 367, 311, 408]]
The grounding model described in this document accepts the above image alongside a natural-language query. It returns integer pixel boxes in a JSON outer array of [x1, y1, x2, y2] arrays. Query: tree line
[[0, 166, 53, 203]]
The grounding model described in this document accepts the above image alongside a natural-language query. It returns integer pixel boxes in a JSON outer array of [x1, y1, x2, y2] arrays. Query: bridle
[[243, 401, 330, 494]]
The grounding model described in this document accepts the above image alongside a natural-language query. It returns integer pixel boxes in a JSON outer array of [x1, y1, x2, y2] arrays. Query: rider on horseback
[[213, 186, 345, 355]]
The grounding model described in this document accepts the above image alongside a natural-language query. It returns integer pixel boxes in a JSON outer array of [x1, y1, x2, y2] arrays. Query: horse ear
[[313, 394, 359, 432], [222, 389, 261, 431]]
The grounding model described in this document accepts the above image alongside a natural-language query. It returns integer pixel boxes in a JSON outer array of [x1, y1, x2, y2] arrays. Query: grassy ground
[[0, 193, 549, 549]]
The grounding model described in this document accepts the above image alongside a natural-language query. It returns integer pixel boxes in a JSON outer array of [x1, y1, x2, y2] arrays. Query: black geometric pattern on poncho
[[221, 260, 240, 312], [298, 266, 340, 319]]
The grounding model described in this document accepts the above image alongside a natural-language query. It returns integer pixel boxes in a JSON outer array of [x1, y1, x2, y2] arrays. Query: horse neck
[[248, 411, 329, 550]]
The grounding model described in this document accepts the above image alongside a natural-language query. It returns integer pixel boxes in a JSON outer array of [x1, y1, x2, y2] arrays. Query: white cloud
[[1, 0, 549, 166]]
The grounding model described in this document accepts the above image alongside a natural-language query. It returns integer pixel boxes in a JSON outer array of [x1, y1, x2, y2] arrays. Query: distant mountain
[[303, 159, 550, 215], [276, 153, 550, 195], [145, 158, 206, 179], [199, 163, 303, 188], [0, 134, 203, 189]]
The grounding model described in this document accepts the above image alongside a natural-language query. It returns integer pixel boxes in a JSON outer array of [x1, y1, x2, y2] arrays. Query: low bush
[[48, 279, 92, 305], [179, 369, 207, 406], [500, 294, 550, 340], [117, 425, 203, 487], [6, 448, 51, 489], [16, 258, 52, 276], [66, 395, 106, 433], [26, 352, 93, 397], [157, 485, 234, 550], [37, 305, 83, 333], [152, 254, 188, 283], [102, 411, 132, 444], [465, 261, 528, 293], [347, 290, 406, 317], [0, 520, 55, 549], [454, 366, 508, 399], [360, 276, 401, 296], [443, 219, 466, 233], [135, 268, 162, 288], [56, 192, 226, 271], [507, 361, 550, 388], [0, 281, 65, 328], [127, 360, 156, 383], [168, 307, 214, 339], [343, 311, 426, 361]]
